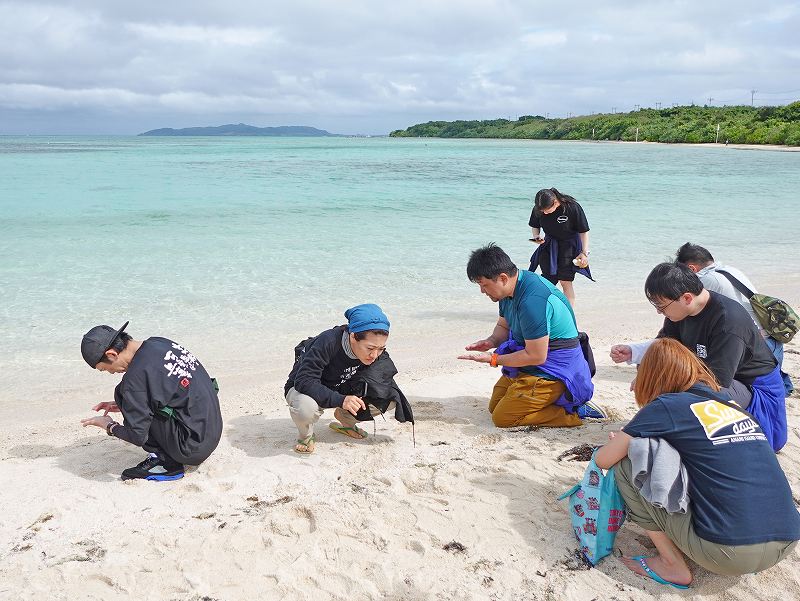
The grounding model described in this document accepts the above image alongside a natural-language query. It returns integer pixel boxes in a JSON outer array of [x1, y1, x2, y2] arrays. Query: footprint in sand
[[268, 505, 317, 536]]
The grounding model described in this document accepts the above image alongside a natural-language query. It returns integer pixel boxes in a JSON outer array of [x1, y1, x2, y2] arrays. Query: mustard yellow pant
[[489, 374, 582, 428]]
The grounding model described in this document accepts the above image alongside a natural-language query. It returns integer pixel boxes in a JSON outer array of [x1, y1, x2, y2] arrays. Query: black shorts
[[536, 239, 579, 283]]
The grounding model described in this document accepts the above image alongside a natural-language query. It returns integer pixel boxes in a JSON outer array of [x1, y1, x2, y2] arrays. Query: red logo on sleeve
[[180, 378, 190, 388]]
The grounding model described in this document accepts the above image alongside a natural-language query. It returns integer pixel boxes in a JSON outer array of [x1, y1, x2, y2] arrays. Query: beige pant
[[489, 374, 582, 428], [285, 387, 394, 439], [615, 457, 797, 575]]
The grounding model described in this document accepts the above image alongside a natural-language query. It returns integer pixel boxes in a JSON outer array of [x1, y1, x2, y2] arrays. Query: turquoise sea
[[2, 136, 799, 413]]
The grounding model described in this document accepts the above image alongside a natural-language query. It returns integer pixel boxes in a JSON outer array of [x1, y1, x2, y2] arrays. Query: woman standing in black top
[[529, 188, 592, 306]]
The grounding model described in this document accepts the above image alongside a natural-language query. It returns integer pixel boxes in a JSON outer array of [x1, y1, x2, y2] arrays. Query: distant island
[[139, 123, 340, 137], [390, 102, 800, 146]]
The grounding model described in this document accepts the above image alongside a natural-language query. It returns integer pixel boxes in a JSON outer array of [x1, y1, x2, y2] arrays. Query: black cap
[[81, 321, 129, 367]]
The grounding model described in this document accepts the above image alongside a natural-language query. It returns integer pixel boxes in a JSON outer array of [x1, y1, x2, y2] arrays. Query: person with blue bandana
[[284, 303, 412, 454]]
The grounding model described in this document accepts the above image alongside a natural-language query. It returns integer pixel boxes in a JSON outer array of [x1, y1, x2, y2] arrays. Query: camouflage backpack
[[718, 270, 799, 343]]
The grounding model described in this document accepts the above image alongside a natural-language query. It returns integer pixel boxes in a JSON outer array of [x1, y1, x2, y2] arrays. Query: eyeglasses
[[650, 298, 677, 314]]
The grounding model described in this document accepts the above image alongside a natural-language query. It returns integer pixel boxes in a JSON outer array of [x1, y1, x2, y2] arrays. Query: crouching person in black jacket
[[285, 303, 413, 454], [80, 321, 223, 481]]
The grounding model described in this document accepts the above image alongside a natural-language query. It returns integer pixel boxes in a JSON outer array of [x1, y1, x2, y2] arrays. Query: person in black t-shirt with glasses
[[610, 263, 787, 451], [528, 188, 592, 307]]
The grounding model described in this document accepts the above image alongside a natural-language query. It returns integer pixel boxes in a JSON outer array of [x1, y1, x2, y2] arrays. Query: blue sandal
[[631, 555, 689, 589]]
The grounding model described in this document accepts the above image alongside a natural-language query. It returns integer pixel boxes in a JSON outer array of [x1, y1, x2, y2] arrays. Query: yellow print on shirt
[[689, 400, 761, 443]]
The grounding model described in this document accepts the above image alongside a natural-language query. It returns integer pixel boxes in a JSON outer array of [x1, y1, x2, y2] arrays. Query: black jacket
[[338, 351, 414, 423], [287, 329, 413, 423]]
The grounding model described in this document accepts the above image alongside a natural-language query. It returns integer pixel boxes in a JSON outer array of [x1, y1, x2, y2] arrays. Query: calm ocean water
[[1, 136, 799, 410]]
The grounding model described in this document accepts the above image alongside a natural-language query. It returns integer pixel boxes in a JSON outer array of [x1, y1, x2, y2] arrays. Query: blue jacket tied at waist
[[496, 331, 594, 413], [529, 234, 594, 281], [748, 366, 787, 452]]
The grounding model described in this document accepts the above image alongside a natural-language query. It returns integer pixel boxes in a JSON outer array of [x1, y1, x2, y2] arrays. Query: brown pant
[[615, 457, 797, 575], [489, 374, 582, 428]]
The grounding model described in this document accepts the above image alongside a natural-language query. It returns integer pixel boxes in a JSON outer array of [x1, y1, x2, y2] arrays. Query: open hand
[[457, 352, 492, 364], [81, 415, 114, 429]]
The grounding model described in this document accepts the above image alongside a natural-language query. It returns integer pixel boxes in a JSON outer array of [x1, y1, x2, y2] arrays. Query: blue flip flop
[[631, 555, 690, 590]]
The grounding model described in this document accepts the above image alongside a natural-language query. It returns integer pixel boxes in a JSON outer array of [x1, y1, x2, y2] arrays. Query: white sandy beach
[[1, 276, 799, 601]]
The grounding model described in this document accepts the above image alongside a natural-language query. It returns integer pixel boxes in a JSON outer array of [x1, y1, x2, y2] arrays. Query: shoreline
[[588, 139, 800, 152], [395, 136, 800, 152]]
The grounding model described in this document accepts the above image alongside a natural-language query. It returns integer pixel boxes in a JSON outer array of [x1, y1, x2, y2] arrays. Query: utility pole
[[750, 89, 757, 106], [715, 123, 720, 143], [635, 127, 639, 142]]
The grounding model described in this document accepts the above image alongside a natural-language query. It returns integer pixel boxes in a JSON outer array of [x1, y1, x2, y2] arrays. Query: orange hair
[[634, 338, 719, 407]]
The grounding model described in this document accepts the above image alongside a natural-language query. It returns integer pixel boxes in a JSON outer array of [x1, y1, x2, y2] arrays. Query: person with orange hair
[[595, 338, 799, 589]]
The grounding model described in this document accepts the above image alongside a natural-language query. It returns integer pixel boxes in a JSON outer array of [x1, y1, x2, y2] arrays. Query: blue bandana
[[345, 303, 390, 333]]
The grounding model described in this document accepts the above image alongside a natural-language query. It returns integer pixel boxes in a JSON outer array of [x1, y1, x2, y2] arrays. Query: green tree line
[[390, 102, 800, 146]]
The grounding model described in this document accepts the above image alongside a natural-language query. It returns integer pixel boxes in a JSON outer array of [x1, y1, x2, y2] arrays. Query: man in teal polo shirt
[[459, 244, 601, 427]]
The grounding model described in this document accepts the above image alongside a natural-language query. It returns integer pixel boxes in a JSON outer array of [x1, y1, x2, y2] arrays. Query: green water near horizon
[[1, 136, 799, 408]]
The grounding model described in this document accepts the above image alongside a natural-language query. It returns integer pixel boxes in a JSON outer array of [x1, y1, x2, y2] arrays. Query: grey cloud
[[0, 0, 798, 134]]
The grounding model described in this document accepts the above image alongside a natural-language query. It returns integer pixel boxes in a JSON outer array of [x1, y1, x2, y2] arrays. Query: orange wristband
[[490, 353, 498, 368]]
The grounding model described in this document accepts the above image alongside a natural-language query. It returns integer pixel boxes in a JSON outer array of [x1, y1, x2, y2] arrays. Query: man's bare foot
[[622, 555, 692, 587]]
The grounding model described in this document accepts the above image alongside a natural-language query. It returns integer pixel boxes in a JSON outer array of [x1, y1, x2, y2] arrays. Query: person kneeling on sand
[[596, 338, 799, 589], [285, 304, 413, 454], [458, 244, 604, 428], [80, 322, 223, 481]]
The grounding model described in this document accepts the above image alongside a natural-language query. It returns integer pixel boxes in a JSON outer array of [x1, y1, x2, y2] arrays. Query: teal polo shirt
[[498, 270, 578, 377]]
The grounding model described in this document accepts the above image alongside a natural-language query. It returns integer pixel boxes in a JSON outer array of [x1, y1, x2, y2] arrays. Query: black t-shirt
[[623, 384, 800, 546], [528, 201, 590, 240], [284, 325, 364, 408], [113, 337, 223, 449], [659, 292, 776, 387]]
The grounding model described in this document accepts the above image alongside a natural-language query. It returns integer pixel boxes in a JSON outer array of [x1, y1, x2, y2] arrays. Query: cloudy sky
[[1, 1, 798, 135]]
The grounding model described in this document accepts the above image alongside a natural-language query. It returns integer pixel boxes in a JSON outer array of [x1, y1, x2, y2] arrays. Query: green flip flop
[[294, 434, 315, 454], [329, 422, 368, 439]]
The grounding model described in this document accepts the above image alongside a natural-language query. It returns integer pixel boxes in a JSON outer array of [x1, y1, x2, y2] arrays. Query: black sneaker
[[121, 454, 185, 481]]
